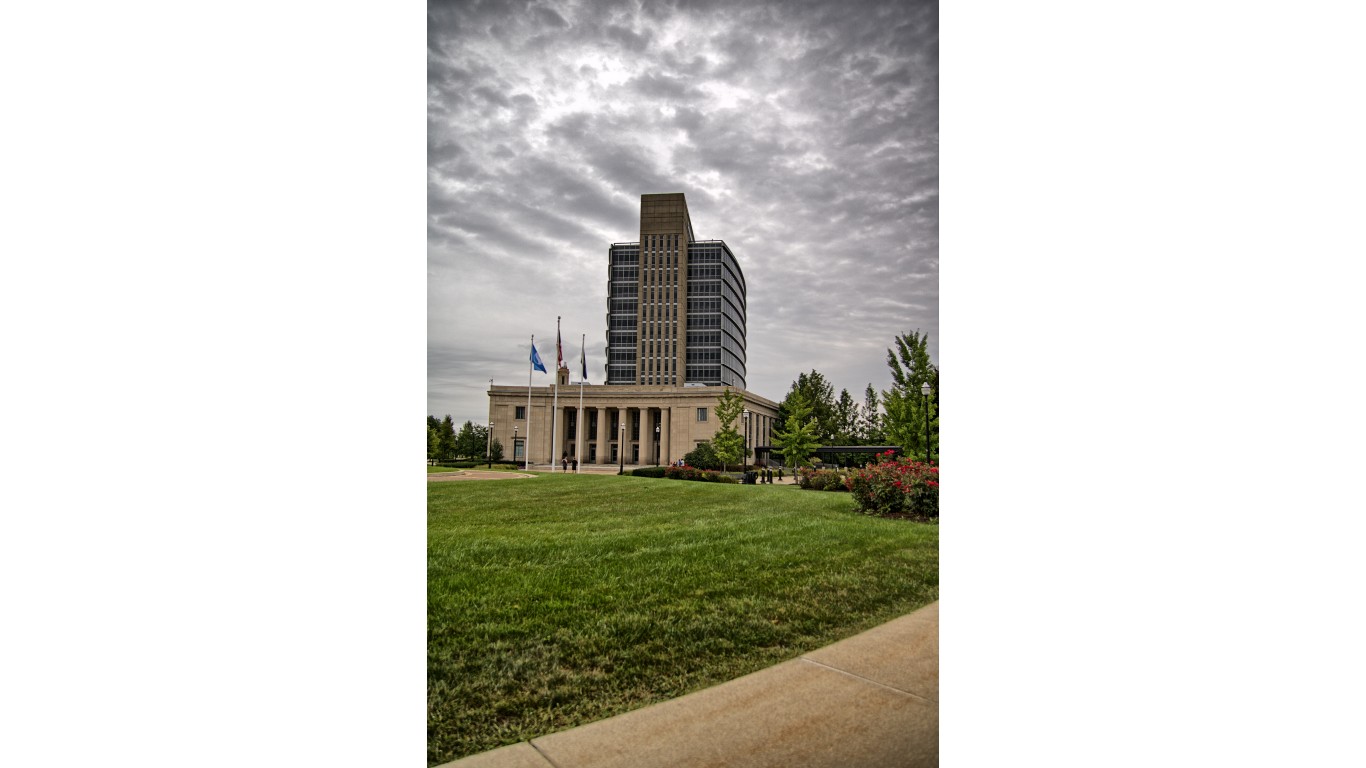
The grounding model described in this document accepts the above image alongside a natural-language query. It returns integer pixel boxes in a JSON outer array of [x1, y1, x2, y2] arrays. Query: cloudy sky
[[428, 0, 937, 424]]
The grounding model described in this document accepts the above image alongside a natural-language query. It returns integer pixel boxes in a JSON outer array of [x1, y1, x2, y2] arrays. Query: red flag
[[557, 327, 564, 370]]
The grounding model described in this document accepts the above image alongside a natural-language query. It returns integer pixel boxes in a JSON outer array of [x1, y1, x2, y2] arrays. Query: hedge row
[[627, 465, 740, 483]]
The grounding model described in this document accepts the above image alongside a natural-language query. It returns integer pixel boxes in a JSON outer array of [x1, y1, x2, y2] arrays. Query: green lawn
[[428, 473, 938, 765]]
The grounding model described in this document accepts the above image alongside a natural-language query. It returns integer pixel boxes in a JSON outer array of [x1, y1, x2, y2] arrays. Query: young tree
[[488, 438, 504, 464], [772, 390, 821, 470], [881, 330, 938, 461], [428, 423, 439, 464], [710, 387, 746, 472]]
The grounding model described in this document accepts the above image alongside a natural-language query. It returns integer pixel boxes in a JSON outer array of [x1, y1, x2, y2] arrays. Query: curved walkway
[[437, 601, 939, 768], [427, 470, 536, 481]]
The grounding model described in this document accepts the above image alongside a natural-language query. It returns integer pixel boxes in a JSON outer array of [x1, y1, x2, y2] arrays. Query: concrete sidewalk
[[438, 602, 938, 768]]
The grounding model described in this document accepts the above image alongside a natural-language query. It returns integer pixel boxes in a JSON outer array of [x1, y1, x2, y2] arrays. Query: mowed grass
[[428, 473, 938, 765]]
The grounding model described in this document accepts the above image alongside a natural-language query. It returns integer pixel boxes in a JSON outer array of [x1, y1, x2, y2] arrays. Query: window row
[[686, 365, 722, 382]]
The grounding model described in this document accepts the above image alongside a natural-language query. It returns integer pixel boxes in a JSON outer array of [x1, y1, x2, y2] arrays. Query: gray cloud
[[429, 0, 937, 424]]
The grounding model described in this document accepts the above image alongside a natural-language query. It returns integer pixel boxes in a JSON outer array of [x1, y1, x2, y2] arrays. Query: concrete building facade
[[488, 192, 773, 468], [607, 193, 746, 388]]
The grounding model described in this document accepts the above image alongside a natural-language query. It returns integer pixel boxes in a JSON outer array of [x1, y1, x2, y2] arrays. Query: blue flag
[[530, 342, 547, 373]]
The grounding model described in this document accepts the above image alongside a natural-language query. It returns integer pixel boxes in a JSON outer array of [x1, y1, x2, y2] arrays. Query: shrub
[[797, 468, 849, 492], [845, 451, 939, 520], [632, 467, 668, 478], [682, 442, 722, 471]]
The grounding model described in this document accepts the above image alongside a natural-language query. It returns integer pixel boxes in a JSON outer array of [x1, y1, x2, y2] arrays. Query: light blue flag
[[530, 342, 548, 373]]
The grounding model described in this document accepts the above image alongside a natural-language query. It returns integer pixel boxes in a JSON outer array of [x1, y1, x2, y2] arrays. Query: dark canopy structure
[[753, 445, 903, 467]]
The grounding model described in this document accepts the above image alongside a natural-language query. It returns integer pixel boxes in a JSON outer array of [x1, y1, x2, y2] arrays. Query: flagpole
[[577, 332, 585, 473], [527, 334, 534, 471], [552, 316, 561, 472]]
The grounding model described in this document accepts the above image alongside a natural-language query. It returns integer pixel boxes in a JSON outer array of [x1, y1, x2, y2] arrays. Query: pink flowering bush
[[844, 451, 939, 520]]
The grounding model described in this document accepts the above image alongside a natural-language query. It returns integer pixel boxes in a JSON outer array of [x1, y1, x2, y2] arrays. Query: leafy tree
[[710, 387, 746, 471], [682, 441, 721, 470], [771, 390, 821, 470], [453, 420, 475, 459], [834, 388, 858, 442], [827, 388, 861, 467], [488, 438, 504, 463], [453, 420, 490, 459], [428, 423, 439, 464], [881, 330, 938, 461], [861, 384, 884, 444], [776, 370, 838, 444], [437, 415, 457, 463]]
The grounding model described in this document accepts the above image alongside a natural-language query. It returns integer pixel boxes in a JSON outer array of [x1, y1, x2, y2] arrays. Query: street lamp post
[[743, 408, 750, 470], [619, 422, 625, 474], [513, 426, 519, 469], [487, 421, 493, 469], [655, 424, 661, 466], [920, 381, 932, 463]]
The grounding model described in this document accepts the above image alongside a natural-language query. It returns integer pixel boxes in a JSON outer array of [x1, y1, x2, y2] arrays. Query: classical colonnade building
[[489, 368, 778, 467]]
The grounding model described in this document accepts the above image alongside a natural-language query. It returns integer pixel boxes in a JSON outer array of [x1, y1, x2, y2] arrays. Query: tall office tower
[[606, 193, 746, 388]]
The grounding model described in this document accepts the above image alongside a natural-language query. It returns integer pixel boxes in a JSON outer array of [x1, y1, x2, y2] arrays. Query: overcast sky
[[428, 0, 937, 425]]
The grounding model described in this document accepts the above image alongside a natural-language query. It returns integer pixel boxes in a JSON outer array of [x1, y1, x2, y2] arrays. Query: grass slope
[[428, 473, 938, 765]]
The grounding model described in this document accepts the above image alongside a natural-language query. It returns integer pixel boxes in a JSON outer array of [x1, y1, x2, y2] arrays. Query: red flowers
[[845, 454, 939, 520]]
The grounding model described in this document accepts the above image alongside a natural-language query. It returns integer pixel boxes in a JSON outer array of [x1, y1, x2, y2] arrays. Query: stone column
[[554, 403, 567, 467], [660, 406, 671, 465], [596, 407, 610, 465]]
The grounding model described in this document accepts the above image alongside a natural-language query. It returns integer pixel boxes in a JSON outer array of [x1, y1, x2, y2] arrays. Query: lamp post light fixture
[[655, 423, 661, 466], [920, 381, 932, 463], [487, 421, 493, 469], [619, 422, 625, 474], [743, 408, 750, 470]]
